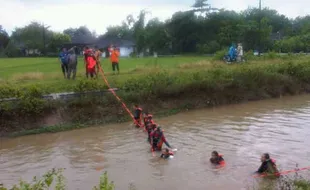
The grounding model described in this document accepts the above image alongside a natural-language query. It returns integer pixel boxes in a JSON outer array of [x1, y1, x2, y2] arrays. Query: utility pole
[[42, 24, 50, 56], [258, 0, 262, 56]]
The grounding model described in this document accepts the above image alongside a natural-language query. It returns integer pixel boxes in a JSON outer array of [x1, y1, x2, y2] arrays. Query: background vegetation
[[0, 0, 309, 57]]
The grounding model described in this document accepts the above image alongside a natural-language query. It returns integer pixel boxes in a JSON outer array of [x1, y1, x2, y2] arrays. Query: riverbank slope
[[1, 55, 310, 136]]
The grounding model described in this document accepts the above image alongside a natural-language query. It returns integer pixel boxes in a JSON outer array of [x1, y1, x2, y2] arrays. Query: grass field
[[0, 54, 309, 94], [0, 56, 208, 93]]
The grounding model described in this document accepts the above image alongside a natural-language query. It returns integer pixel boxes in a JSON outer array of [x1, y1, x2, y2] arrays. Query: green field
[[0, 56, 208, 93]]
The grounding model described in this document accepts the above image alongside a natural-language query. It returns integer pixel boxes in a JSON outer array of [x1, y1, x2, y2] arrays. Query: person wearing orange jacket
[[83, 46, 96, 79], [210, 151, 226, 168], [108, 45, 120, 75]]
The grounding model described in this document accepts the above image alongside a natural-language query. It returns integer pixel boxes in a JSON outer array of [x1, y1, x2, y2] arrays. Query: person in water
[[133, 104, 142, 127], [143, 114, 154, 128], [150, 126, 171, 151], [256, 153, 279, 176], [160, 148, 174, 159], [146, 122, 156, 143], [210, 151, 226, 168]]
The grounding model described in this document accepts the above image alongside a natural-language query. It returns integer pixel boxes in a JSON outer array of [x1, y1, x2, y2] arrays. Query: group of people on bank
[[58, 45, 120, 79], [133, 105, 279, 176]]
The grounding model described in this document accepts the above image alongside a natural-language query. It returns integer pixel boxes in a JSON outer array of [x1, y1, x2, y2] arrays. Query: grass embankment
[[1, 54, 310, 136], [1, 169, 309, 190]]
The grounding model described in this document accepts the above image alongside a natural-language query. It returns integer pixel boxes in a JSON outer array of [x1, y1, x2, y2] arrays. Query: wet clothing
[[256, 159, 279, 175], [150, 130, 171, 151], [145, 121, 155, 142], [134, 107, 142, 127], [67, 49, 78, 80], [160, 151, 174, 159], [210, 155, 226, 167]]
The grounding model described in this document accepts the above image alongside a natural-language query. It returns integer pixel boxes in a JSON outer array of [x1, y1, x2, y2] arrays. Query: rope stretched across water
[[253, 166, 310, 178], [97, 64, 155, 155]]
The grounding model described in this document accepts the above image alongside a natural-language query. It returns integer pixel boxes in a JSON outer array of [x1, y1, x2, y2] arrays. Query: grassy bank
[[0, 56, 207, 92], [1, 169, 309, 190], [1, 54, 310, 136]]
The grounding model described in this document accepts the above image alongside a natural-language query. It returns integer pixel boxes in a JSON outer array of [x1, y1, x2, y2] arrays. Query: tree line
[[0, 0, 309, 57]]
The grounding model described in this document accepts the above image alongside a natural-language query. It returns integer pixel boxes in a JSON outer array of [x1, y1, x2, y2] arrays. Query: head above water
[[261, 153, 270, 162], [211, 151, 219, 159]]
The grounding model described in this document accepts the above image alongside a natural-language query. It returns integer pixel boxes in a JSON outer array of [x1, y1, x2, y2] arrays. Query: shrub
[[0, 169, 65, 190], [213, 49, 227, 61]]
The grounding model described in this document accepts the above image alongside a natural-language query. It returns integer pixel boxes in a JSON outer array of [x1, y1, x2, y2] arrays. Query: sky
[[0, 0, 309, 35]]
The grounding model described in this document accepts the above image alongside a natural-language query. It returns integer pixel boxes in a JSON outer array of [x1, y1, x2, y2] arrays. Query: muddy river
[[1, 95, 310, 189]]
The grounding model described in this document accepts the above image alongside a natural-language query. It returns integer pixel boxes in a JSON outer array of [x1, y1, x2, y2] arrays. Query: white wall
[[119, 46, 134, 57]]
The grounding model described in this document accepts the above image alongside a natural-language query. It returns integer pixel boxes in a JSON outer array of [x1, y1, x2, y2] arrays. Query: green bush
[[0, 169, 116, 190], [1, 169, 309, 190], [213, 49, 226, 61], [73, 79, 108, 92], [0, 169, 65, 190]]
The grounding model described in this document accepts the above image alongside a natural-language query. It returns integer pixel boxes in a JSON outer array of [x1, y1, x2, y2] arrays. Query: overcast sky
[[0, 0, 308, 35]]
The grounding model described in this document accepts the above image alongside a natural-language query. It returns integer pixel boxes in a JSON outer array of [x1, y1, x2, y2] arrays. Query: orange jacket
[[108, 48, 120, 63]]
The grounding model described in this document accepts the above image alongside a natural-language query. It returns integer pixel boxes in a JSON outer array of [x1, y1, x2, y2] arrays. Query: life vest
[[210, 154, 225, 166]]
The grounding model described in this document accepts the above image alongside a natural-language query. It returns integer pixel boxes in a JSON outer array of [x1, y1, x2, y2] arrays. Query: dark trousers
[[112, 62, 119, 72], [61, 64, 68, 77], [67, 63, 77, 79]]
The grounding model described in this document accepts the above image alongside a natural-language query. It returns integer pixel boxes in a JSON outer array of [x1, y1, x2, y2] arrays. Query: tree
[[192, 0, 217, 14], [10, 22, 52, 51], [132, 10, 149, 53], [0, 25, 10, 50], [48, 33, 71, 52], [63, 26, 96, 44], [145, 18, 170, 54]]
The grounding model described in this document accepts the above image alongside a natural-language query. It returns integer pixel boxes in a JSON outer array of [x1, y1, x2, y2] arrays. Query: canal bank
[[2, 59, 310, 136]]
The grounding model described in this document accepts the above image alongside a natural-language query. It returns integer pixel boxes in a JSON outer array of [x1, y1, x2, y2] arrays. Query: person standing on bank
[[59, 47, 69, 78], [67, 47, 78, 80], [108, 45, 120, 75], [94, 46, 102, 78], [237, 43, 244, 63]]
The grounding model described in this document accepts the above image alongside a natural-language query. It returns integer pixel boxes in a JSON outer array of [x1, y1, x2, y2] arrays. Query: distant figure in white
[[237, 43, 244, 63]]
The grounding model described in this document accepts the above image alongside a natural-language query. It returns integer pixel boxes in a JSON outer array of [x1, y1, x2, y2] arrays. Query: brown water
[[1, 95, 310, 190]]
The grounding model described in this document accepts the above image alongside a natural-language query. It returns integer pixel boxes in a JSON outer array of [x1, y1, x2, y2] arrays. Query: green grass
[[0, 56, 208, 93]]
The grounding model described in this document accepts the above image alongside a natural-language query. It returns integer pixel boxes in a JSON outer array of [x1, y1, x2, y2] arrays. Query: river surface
[[1, 95, 310, 190]]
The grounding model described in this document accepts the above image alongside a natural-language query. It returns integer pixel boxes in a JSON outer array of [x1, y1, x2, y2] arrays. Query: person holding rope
[[84, 46, 97, 79], [133, 104, 143, 128], [150, 126, 172, 151], [94, 46, 102, 78], [255, 153, 279, 176]]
